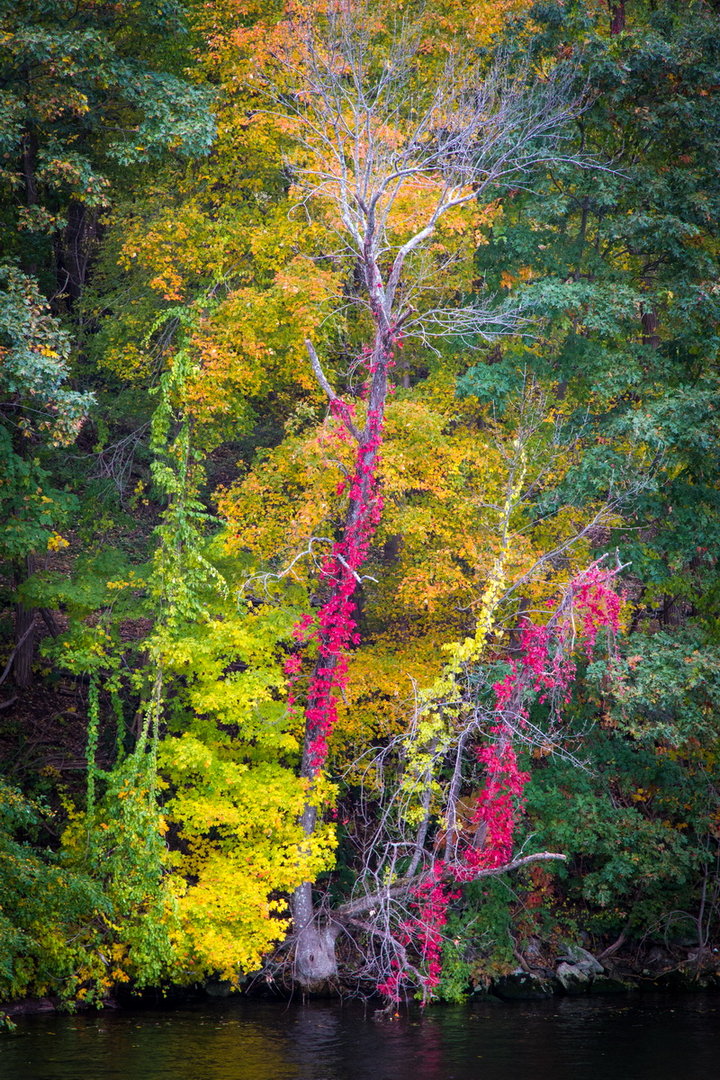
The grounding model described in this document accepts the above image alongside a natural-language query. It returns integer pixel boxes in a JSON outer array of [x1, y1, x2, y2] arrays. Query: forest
[[2, 0, 720, 1016]]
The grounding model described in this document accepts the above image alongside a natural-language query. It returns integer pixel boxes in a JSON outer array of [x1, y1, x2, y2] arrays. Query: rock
[[555, 962, 591, 995], [554, 945, 606, 995], [557, 944, 604, 977], [492, 970, 553, 1001], [4, 997, 57, 1015], [654, 965, 720, 992], [653, 968, 698, 991]]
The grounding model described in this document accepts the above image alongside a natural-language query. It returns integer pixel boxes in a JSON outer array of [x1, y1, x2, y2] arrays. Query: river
[[3, 995, 720, 1080]]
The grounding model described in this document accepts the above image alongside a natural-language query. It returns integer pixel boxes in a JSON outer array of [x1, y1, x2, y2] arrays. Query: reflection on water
[[3, 995, 720, 1080]]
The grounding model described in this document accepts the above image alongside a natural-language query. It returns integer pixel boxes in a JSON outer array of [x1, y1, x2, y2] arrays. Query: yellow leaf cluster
[[162, 736, 335, 978]]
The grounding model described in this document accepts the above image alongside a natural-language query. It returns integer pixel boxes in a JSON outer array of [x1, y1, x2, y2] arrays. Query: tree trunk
[[609, 1, 626, 35], [20, 131, 39, 278], [289, 321, 391, 986], [291, 792, 342, 985], [641, 273, 660, 349], [12, 561, 35, 689], [13, 601, 35, 689], [291, 880, 340, 987], [56, 200, 99, 307], [641, 307, 660, 349], [21, 131, 37, 208]]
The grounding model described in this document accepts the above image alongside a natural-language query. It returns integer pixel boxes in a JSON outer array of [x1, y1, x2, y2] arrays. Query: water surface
[[3, 994, 720, 1080]]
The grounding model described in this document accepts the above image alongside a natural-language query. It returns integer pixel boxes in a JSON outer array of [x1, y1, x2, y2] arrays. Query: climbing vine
[[378, 562, 623, 1002]]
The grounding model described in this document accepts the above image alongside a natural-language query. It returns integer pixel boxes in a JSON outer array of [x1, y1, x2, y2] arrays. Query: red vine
[[382, 562, 622, 1002], [287, 338, 399, 773]]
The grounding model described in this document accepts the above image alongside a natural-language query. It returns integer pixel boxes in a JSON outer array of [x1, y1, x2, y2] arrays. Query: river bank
[[4, 938, 720, 1021]]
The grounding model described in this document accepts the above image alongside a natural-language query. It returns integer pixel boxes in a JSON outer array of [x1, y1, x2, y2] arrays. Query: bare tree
[[259, 4, 587, 988], [270, 6, 583, 346]]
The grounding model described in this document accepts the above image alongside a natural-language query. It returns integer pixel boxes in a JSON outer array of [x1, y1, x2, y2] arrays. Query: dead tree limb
[[337, 851, 567, 919]]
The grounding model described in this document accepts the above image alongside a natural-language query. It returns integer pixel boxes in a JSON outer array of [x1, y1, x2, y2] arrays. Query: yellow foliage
[[47, 531, 69, 551], [162, 736, 335, 979]]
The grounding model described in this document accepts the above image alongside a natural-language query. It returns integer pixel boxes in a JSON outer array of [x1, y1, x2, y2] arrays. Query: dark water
[[3, 995, 720, 1080]]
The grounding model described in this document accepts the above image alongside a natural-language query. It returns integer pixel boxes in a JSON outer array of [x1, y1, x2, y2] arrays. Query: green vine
[[85, 675, 100, 820]]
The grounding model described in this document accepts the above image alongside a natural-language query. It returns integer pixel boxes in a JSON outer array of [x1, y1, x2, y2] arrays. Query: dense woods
[[2, 0, 720, 1014]]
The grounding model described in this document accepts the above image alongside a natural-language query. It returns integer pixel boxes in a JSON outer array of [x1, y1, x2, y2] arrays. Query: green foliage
[[524, 729, 711, 938], [0, 780, 107, 1004], [0, 429, 77, 563], [0, 263, 90, 562], [600, 630, 720, 746], [437, 878, 516, 1001], [0, 0, 214, 251], [0, 264, 92, 438], [59, 748, 181, 996], [23, 548, 149, 627], [472, 0, 720, 597]]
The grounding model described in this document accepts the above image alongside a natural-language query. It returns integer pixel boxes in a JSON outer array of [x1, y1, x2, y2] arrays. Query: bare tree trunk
[[291, 879, 340, 987]]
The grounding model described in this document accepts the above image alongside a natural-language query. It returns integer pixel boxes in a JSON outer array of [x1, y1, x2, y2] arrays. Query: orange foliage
[[219, 380, 593, 758]]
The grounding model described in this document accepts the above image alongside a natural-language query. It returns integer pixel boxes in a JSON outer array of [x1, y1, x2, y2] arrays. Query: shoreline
[[4, 944, 720, 1021]]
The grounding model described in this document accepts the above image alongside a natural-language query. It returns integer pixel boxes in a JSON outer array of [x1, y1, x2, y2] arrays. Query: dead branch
[[0, 623, 35, 688], [337, 850, 567, 920], [305, 338, 363, 441]]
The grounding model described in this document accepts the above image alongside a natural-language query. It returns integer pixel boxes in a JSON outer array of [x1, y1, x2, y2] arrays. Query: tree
[[147, 344, 337, 981], [237, 2, 589, 986], [9, 0, 720, 1008], [464, 0, 720, 622], [0, 0, 213, 302], [0, 0, 214, 691], [455, 0, 720, 979], [0, 264, 92, 690]]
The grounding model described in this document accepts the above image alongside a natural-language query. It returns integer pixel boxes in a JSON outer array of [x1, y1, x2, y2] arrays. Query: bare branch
[[265, 10, 586, 348], [0, 623, 35, 688], [337, 851, 567, 919], [305, 337, 339, 401], [305, 338, 363, 441]]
